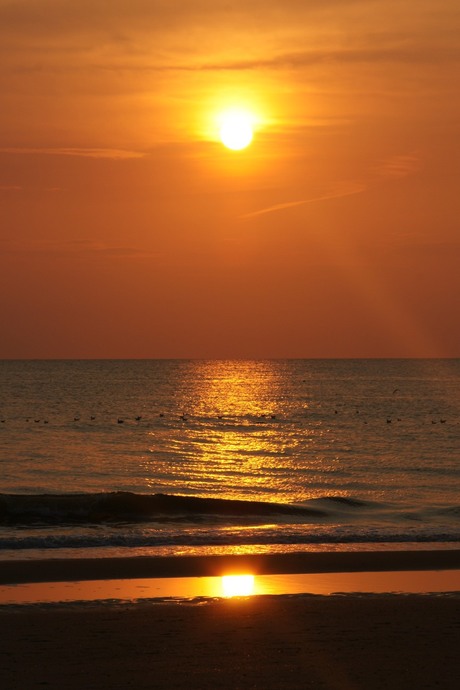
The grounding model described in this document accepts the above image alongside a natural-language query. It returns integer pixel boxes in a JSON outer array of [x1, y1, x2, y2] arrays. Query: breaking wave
[[0, 492, 327, 526], [2, 492, 458, 554]]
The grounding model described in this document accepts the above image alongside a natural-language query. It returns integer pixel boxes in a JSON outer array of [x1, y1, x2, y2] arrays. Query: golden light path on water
[[143, 360, 329, 503], [186, 361, 289, 498]]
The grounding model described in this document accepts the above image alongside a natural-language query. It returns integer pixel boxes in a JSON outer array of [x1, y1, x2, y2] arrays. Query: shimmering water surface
[[1, 359, 459, 558]]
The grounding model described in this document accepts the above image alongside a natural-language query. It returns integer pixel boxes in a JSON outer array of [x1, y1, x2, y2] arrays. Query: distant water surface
[[0, 359, 459, 559]]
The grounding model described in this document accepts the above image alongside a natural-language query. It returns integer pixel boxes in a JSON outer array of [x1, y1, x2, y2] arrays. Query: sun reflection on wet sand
[[1, 570, 459, 606], [221, 574, 255, 597]]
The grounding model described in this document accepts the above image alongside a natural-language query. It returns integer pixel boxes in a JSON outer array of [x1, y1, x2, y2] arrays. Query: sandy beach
[[1, 594, 459, 689], [1, 550, 459, 689]]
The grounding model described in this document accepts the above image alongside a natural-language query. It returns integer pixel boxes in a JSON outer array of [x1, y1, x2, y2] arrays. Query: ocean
[[0, 359, 459, 560]]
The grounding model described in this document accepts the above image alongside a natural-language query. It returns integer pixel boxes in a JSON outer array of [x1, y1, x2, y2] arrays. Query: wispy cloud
[[30, 41, 455, 78], [3, 2, 457, 74], [373, 152, 421, 179], [241, 181, 365, 219], [0, 147, 145, 159], [0, 1, 369, 37], [146, 44, 460, 73]]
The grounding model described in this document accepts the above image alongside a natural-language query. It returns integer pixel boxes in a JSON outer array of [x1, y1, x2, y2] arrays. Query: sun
[[219, 110, 254, 151]]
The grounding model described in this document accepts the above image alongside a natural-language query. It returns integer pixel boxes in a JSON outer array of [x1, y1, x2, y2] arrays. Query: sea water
[[0, 359, 459, 560]]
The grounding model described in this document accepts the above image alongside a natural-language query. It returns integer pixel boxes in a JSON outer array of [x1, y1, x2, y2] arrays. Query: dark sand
[[1, 595, 460, 689], [1, 551, 459, 689]]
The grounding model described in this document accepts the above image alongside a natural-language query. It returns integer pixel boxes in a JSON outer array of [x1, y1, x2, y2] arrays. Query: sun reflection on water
[[168, 361, 294, 500], [142, 360, 343, 504], [143, 360, 306, 501], [187, 360, 282, 418]]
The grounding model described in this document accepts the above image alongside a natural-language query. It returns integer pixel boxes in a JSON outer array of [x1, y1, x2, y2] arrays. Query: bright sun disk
[[219, 111, 254, 151]]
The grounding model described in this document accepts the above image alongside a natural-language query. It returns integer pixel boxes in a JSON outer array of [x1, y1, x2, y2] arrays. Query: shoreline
[[2, 550, 459, 688], [1, 549, 459, 585]]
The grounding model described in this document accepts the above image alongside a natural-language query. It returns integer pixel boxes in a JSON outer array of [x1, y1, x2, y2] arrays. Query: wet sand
[[1, 551, 459, 689], [1, 594, 460, 689], [1, 548, 460, 584]]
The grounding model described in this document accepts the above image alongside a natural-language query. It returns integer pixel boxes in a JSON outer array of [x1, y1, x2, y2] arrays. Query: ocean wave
[[0, 492, 326, 526], [310, 496, 369, 508], [1, 529, 459, 552], [429, 505, 460, 518]]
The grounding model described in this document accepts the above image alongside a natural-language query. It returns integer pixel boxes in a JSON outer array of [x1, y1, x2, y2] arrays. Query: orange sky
[[1, 0, 459, 358]]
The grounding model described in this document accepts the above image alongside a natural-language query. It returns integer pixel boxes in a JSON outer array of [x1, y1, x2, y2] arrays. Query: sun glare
[[219, 110, 254, 151], [221, 574, 255, 597]]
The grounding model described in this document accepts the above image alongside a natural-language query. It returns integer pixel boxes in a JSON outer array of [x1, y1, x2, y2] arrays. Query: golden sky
[[1, 0, 459, 358]]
